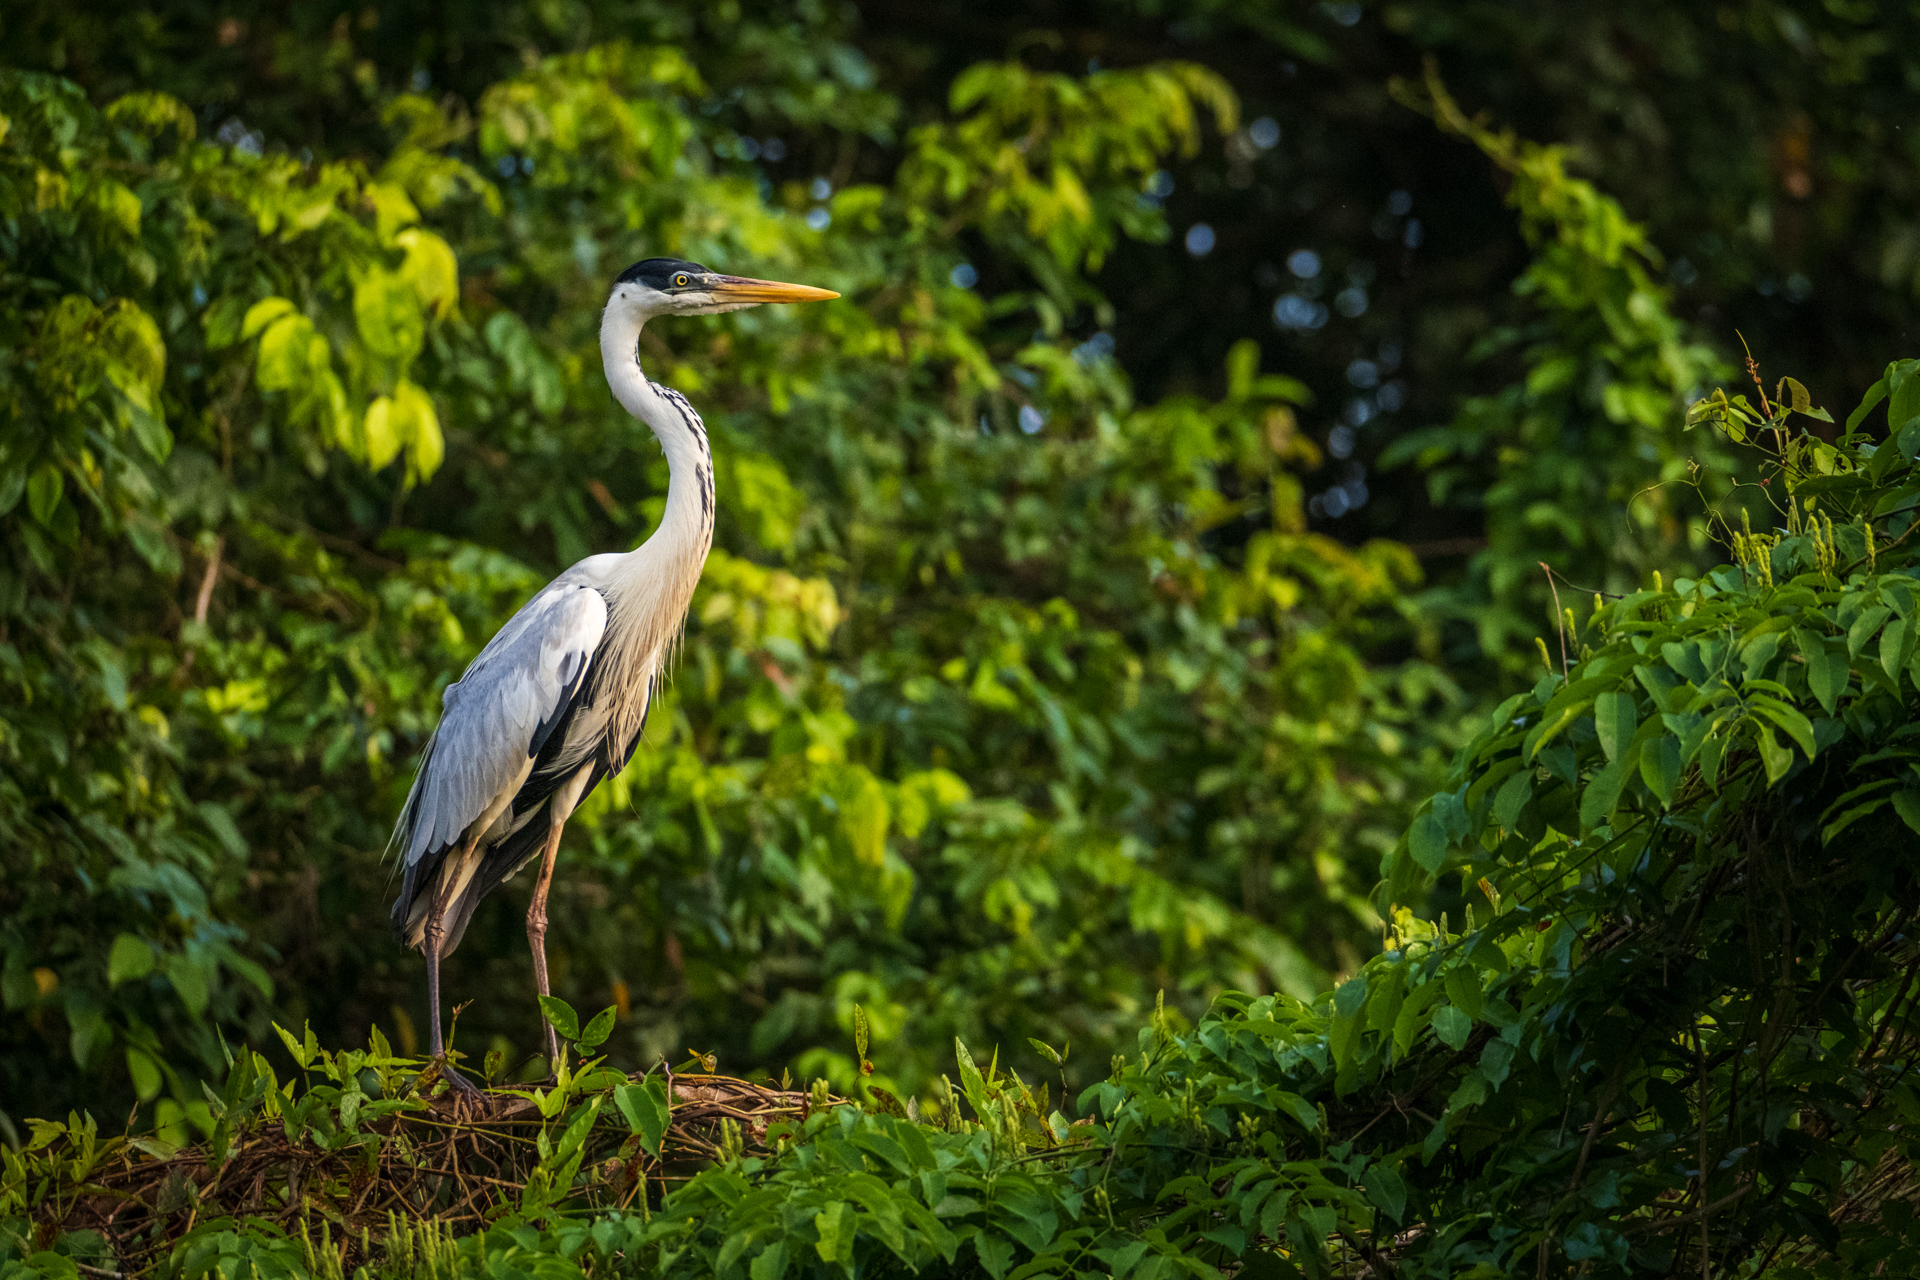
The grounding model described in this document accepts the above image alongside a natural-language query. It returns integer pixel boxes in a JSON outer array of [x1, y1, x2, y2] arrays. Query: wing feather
[[389, 581, 609, 932]]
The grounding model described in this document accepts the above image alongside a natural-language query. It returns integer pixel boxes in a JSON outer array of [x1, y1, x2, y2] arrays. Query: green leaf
[[107, 934, 154, 987], [1330, 1010, 1361, 1072], [954, 1038, 989, 1117], [1523, 700, 1589, 762], [1443, 967, 1485, 1021], [240, 296, 296, 341], [353, 269, 425, 360], [1849, 606, 1891, 658], [1639, 733, 1682, 808], [1362, 1162, 1408, 1222], [362, 395, 404, 470], [1026, 1038, 1064, 1067], [393, 380, 444, 480], [749, 1243, 789, 1280], [1366, 965, 1406, 1034], [1333, 974, 1369, 1019], [127, 1048, 163, 1101], [26, 465, 63, 525], [1883, 616, 1917, 687], [577, 1005, 616, 1050], [1579, 756, 1628, 828], [1392, 976, 1442, 1057], [1593, 690, 1636, 762], [1780, 375, 1812, 414], [1797, 630, 1848, 715], [537, 995, 580, 1042], [1660, 641, 1709, 685], [614, 1076, 671, 1156], [1757, 724, 1793, 785], [1892, 789, 1920, 836], [813, 1201, 857, 1268], [1752, 699, 1817, 759], [254, 313, 319, 391], [166, 955, 209, 1017], [972, 1230, 1014, 1280], [1492, 770, 1532, 829], [1846, 375, 1889, 434], [1406, 811, 1447, 873], [1891, 359, 1920, 436], [1431, 1004, 1472, 1051]]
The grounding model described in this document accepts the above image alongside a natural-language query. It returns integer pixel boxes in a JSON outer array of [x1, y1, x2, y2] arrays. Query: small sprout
[[853, 1004, 873, 1075]]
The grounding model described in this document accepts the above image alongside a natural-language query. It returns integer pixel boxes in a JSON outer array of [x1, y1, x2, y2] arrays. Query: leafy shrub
[[13, 359, 1920, 1273]]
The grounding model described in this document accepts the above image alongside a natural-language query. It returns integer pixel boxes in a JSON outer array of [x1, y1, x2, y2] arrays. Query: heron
[[388, 259, 838, 1098]]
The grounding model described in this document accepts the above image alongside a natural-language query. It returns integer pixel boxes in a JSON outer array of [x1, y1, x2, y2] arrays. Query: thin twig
[[193, 535, 224, 624], [1541, 562, 1569, 677]]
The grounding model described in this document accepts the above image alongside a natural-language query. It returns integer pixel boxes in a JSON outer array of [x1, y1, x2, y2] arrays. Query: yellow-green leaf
[[396, 227, 459, 318], [107, 934, 154, 986], [393, 380, 444, 480], [363, 395, 403, 469], [241, 297, 296, 341], [353, 270, 425, 360]]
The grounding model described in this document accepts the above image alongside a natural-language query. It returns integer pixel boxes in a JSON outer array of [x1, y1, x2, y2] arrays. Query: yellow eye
[[674, 273, 690, 288]]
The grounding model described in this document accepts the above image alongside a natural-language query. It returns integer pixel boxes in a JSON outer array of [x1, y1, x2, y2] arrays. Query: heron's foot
[[432, 1056, 486, 1112]]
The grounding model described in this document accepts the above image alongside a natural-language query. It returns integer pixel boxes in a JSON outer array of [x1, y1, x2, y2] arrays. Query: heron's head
[[607, 257, 838, 320]]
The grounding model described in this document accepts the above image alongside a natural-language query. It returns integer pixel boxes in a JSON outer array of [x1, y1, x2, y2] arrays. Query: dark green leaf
[[1431, 1004, 1472, 1051], [1407, 811, 1448, 873], [614, 1076, 671, 1156], [1579, 756, 1628, 828]]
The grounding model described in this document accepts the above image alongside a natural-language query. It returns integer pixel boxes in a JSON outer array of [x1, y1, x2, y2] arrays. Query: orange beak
[[705, 275, 840, 304]]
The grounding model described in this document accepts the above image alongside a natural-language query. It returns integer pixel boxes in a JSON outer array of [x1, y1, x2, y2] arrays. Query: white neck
[[598, 302, 716, 573], [590, 302, 716, 712]]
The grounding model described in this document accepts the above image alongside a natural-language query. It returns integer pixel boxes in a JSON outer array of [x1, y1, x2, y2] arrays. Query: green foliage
[[1381, 68, 1736, 671], [0, 40, 1453, 1126]]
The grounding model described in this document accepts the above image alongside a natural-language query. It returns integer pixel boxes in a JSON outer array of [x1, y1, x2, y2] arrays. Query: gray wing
[[390, 579, 609, 875]]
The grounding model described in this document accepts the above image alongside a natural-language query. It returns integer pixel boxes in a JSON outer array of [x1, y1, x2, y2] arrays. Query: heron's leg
[[526, 820, 568, 1069], [424, 852, 483, 1103]]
